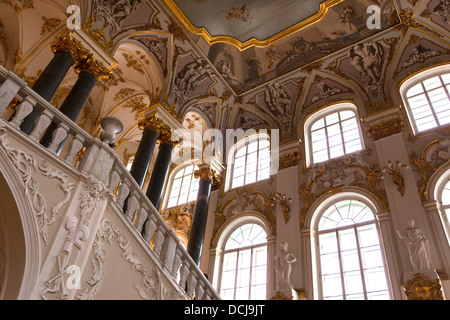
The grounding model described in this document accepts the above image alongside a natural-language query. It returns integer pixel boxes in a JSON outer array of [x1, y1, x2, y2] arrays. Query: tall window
[[219, 223, 267, 300], [166, 164, 199, 208], [305, 104, 363, 166], [401, 68, 450, 134], [316, 199, 390, 300], [229, 136, 271, 190]]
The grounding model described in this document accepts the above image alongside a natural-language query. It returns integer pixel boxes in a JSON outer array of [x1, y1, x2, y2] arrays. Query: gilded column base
[[402, 271, 444, 300]]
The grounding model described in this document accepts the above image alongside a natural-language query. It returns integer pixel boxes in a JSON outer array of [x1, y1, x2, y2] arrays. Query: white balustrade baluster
[[135, 205, 148, 235], [9, 96, 37, 129], [153, 228, 165, 257], [47, 123, 69, 154], [29, 110, 53, 143], [125, 192, 139, 223], [172, 249, 183, 279], [179, 260, 190, 290], [116, 180, 130, 208], [64, 134, 85, 165], [187, 272, 197, 298], [144, 216, 157, 246], [196, 282, 205, 300], [108, 165, 121, 194]]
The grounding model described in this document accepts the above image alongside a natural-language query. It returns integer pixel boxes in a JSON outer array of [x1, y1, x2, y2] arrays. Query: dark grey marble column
[[146, 136, 177, 211], [129, 115, 165, 188], [187, 167, 218, 267], [20, 50, 75, 134], [40, 71, 98, 151]]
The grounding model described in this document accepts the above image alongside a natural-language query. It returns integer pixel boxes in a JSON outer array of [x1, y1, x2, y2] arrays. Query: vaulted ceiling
[[0, 0, 449, 166]]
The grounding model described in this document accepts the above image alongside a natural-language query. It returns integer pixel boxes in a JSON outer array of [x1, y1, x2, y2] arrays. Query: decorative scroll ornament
[[404, 273, 444, 300], [269, 192, 292, 224], [78, 219, 161, 300], [382, 160, 409, 196], [366, 116, 405, 141]]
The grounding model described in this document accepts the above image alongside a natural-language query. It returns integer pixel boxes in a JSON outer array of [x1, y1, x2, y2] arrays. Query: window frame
[[225, 133, 271, 192], [217, 222, 268, 300], [400, 65, 450, 136], [162, 161, 200, 209], [313, 198, 392, 300], [304, 103, 365, 167]]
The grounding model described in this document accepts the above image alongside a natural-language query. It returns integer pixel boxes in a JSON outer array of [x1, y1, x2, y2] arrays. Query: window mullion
[[338, 113, 347, 155], [354, 226, 368, 300], [335, 230, 346, 299], [422, 82, 440, 125], [233, 249, 240, 300]]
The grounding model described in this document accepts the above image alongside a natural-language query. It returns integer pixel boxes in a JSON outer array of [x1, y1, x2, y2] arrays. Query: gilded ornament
[[403, 273, 444, 300], [51, 33, 83, 61], [382, 160, 409, 197], [158, 125, 182, 147], [269, 192, 292, 224], [270, 291, 293, 300], [194, 167, 221, 185], [138, 114, 165, 132], [74, 52, 111, 81], [366, 116, 405, 141]]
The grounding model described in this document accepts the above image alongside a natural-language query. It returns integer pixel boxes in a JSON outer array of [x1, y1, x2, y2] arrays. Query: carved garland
[[298, 155, 389, 229], [0, 122, 75, 245], [78, 218, 161, 300]]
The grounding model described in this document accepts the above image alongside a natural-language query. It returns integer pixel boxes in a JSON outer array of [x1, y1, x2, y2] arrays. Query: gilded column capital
[[74, 51, 111, 81], [158, 125, 183, 147], [194, 166, 222, 186], [51, 33, 83, 60], [138, 114, 165, 132], [366, 116, 405, 141]]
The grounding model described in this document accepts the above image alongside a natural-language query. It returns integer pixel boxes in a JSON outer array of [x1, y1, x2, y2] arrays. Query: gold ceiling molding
[[163, 0, 344, 51]]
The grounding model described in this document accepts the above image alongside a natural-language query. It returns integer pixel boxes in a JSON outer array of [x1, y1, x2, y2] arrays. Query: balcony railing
[[0, 65, 220, 300]]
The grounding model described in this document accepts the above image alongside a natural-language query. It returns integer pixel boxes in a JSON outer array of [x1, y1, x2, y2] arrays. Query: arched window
[[304, 103, 364, 167], [400, 66, 450, 134], [315, 199, 390, 300], [166, 164, 199, 208], [226, 134, 271, 191], [219, 223, 268, 300]]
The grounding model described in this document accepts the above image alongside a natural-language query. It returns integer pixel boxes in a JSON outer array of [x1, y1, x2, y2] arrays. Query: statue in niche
[[274, 242, 297, 291], [396, 219, 432, 271]]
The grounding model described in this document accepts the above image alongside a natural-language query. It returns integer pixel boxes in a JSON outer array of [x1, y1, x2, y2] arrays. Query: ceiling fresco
[[170, 0, 329, 42], [201, 0, 400, 94]]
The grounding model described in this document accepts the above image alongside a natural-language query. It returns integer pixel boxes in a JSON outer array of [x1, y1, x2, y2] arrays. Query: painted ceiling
[[168, 0, 401, 94], [170, 0, 329, 42]]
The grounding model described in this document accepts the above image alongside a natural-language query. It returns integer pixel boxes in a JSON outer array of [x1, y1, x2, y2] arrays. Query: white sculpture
[[396, 219, 432, 271], [274, 242, 297, 291]]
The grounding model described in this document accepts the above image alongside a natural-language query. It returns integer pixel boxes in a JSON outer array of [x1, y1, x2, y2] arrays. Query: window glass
[[220, 223, 267, 300], [230, 137, 271, 190], [310, 109, 363, 165], [317, 200, 390, 300], [167, 164, 199, 208], [405, 73, 450, 133]]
